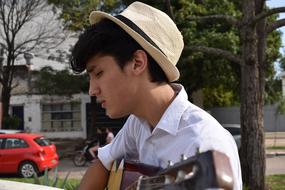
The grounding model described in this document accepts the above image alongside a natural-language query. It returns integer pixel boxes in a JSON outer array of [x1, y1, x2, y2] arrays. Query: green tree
[[48, 0, 123, 30], [48, 0, 283, 107], [280, 54, 285, 71], [33, 66, 89, 95]]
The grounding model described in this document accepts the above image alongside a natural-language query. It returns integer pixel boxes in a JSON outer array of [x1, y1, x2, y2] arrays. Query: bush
[[33, 167, 79, 190], [2, 116, 21, 129]]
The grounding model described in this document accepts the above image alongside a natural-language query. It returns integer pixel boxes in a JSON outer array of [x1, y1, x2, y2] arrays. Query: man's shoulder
[[122, 115, 149, 133], [182, 103, 216, 124]]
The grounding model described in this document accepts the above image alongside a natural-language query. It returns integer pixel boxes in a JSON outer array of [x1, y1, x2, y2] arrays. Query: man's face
[[86, 55, 136, 118]]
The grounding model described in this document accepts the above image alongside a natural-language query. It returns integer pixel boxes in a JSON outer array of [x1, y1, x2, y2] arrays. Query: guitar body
[[106, 160, 161, 190], [106, 150, 234, 190]]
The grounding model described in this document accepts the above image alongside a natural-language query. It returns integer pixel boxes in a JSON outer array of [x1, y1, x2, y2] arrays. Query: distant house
[[7, 54, 91, 139], [5, 52, 126, 139]]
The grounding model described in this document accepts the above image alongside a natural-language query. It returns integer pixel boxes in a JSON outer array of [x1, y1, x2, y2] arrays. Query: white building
[[6, 54, 91, 139]]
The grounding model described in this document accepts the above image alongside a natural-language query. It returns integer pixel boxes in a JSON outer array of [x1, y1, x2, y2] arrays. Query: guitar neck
[[106, 150, 234, 190]]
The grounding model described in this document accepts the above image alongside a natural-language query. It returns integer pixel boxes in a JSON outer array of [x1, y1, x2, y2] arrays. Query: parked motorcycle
[[72, 140, 98, 167]]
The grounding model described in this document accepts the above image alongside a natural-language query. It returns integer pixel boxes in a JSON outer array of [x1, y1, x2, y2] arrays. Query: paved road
[[49, 158, 88, 179], [266, 156, 285, 175]]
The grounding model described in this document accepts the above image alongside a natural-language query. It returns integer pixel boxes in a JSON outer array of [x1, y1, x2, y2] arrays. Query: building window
[[41, 103, 82, 132]]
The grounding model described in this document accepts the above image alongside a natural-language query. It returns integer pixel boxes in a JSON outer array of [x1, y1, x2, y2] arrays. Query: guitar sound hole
[[139, 176, 165, 189]]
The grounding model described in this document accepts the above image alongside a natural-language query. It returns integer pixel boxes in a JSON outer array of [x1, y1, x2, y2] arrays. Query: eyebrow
[[86, 65, 96, 73]]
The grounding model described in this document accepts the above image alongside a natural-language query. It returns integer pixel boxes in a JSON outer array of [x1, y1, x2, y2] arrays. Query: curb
[[266, 152, 285, 157]]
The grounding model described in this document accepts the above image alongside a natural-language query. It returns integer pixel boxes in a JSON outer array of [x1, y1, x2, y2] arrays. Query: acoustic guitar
[[105, 150, 234, 190]]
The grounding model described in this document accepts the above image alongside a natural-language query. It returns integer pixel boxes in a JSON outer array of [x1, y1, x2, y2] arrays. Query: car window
[[0, 138, 3, 148], [225, 127, 240, 136], [34, 137, 51, 146], [4, 138, 29, 149]]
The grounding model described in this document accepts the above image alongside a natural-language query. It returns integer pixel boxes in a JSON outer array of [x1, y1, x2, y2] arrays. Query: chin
[[106, 110, 128, 119]]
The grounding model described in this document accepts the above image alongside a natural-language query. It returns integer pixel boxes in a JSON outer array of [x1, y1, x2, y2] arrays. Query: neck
[[133, 83, 176, 129]]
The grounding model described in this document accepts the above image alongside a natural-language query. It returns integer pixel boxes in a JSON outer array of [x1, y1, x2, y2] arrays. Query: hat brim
[[89, 11, 180, 82]]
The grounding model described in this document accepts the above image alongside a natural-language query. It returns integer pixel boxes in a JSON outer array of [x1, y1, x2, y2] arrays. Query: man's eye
[[96, 71, 103, 78]]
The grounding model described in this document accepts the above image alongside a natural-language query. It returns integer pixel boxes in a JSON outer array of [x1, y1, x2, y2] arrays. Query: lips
[[96, 98, 106, 108], [101, 100, 106, 108]]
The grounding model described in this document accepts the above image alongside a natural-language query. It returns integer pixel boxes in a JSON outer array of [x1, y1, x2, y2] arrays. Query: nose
[[89, 81, 100, 96]]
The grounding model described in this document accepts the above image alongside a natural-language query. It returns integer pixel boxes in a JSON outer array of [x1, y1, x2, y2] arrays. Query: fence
[[208, 105, 285, 132]]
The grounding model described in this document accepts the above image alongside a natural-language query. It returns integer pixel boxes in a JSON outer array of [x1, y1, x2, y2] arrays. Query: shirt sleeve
[[97, 115, 139, 170], [97, 144, 114, 170], [199, 127, 242, 190]]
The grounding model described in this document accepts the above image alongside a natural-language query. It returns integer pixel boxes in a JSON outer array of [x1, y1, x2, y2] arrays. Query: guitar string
[[138, 175, 166, 189], [126, 175, 166, 189]]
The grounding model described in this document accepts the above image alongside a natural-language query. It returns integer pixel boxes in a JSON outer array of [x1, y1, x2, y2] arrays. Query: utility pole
[[24, 52, 33, 93]]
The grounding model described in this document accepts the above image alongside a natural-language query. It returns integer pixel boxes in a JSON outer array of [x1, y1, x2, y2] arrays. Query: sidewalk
[[265, 132, 285, 157]]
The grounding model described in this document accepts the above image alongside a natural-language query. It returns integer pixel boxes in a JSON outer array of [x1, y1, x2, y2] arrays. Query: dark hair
[[70, 19, 168, 83]]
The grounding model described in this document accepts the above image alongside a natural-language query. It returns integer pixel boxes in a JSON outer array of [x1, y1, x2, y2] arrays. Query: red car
[[0, 133, 59, 177]]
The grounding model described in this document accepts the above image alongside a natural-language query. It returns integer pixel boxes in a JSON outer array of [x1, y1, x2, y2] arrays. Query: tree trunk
[[165, 0, 174, 20], [240, 0, 265, 189]]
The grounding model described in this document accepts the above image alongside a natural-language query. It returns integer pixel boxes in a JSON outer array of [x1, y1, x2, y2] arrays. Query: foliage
[[265, 78, 282, 105], [33, 167, 77, 189], [48, 0, 283, 107], [266, 174, 285, 190], [64, 183, 80, 190], [280, 54, 285, 71], [203, 85, 238, 108], [2, 116, 21, 129], [33, 66, 89, 95], [276, 97, 285, 115], [267, 146, 285, 150], [4, 176, 80, 190], [48, 0, 123, 31], [172, 0, 241, 100]]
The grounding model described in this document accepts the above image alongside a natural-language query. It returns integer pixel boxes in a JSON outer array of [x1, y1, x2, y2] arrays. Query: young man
[[71, 2, 242, 190]]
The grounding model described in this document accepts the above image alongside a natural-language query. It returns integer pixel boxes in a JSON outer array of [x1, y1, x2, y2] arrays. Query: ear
[[131, 50, 148, 75]]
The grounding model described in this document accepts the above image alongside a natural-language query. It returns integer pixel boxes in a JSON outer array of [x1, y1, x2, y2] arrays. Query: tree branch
[[266, 18, 285, 33], [0, 2, 10, 44], [186, 14, 241, 27], [253, 7, 285, 25], [184, 46, 242, 65], [165, 0, 174, 21]]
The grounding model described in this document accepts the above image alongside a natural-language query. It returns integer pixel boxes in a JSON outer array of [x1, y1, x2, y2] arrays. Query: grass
[[1, 177, 80, 190], [1, 175, 285, 190], [267, 146, 285, 150], [267, 175, 285, 190]]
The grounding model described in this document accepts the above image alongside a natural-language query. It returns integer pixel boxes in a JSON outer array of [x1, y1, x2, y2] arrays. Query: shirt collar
[[153, 83, 190, 136]]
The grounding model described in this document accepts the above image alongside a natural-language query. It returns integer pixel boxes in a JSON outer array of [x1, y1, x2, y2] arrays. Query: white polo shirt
[[98, 84, 242, 190]]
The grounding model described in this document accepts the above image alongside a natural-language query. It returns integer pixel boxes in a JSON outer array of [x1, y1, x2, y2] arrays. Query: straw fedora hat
[[89, 1, 184, 82]]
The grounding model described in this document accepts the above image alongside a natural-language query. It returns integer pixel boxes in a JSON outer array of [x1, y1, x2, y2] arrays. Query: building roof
[[14, 56, 68, 71]]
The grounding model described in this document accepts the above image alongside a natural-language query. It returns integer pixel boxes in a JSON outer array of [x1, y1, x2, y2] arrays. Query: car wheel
[[19, 161, 38, 178]]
